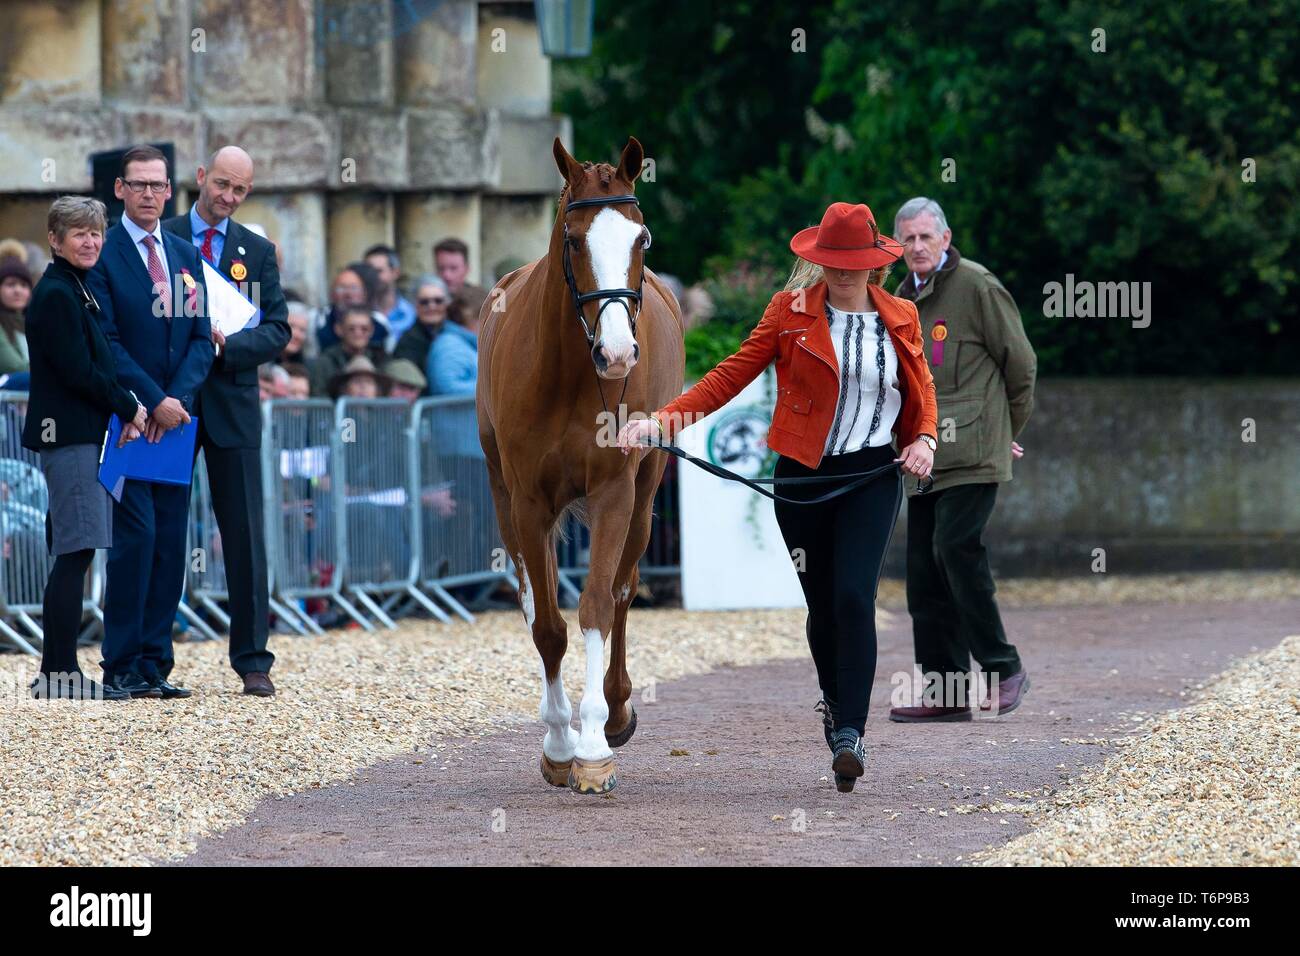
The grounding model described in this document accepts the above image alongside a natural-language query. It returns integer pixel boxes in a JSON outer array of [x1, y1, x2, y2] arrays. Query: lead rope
[[641, 438, 923, 505]]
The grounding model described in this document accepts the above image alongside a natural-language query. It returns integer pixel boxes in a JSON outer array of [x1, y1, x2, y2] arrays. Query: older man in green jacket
[[888, 197, 1037, 721]]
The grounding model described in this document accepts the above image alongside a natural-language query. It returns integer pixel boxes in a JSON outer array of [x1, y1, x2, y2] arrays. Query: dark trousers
[[772, 443, 902, 734], [101, 479, 190, 681], [198, 431, 274, 677], [906, 482, 1021, 702]]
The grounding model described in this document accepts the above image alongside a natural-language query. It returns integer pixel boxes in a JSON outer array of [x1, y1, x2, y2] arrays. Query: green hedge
[[556, 0, 1299, 376]]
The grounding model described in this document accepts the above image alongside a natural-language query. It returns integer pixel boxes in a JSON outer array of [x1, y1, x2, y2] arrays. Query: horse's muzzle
[[593, 342, 639, 378]]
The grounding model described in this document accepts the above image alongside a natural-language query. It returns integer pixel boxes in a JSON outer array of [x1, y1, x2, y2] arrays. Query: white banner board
[[678, 369, 807, 610]]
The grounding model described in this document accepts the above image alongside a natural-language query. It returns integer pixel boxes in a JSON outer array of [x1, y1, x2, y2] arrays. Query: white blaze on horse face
[[584, 207, 642, 369], [574, 627, 612, 761]]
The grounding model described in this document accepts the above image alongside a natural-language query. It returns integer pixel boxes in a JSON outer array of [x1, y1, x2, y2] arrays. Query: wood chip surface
[[1, 570, 1296, 866]]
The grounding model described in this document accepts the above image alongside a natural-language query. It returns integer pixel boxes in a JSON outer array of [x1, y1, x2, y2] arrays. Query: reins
[[640, 438, 933, 504]]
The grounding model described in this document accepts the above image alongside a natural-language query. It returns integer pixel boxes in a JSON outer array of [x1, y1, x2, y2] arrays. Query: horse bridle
[[562, 194, 646, 352]]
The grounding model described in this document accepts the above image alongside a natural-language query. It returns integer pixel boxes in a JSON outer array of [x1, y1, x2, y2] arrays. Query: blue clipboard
[[98, 414, 199, 502]]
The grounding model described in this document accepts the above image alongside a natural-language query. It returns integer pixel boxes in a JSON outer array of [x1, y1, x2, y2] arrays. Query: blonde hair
[[783, 256, 892, 292], [0, 238, 27, 263]]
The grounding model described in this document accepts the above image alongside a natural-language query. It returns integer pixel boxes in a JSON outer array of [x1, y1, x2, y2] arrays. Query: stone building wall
[[0, 0, 569, 304]]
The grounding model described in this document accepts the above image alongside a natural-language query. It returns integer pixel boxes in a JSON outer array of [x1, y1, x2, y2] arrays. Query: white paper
[[201, 260, 258, 336]]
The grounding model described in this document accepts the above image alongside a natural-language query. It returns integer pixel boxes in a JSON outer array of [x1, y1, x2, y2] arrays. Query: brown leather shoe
[[979, 669, 1029, 716], [888, 703, 972, 722], [242, 672, 276, 697]]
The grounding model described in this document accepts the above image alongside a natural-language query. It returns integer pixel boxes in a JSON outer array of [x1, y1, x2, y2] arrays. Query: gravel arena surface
[[0, 571, 1296, 867]]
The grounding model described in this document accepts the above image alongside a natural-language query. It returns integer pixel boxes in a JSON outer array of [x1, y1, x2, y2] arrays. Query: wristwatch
[[918, 434, 937, 452]]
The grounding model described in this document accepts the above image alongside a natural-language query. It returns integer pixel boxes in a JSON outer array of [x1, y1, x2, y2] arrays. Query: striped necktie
[[142, 234, 171, 318]]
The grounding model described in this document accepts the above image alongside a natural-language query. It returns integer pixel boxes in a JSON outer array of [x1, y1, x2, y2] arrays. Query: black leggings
[[772, 443, 902, 735], [39, 548, 93, 676]]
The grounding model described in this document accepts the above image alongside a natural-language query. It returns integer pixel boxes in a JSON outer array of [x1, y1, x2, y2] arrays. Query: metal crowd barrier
[[0, 392, 105, 653], [333, 397, 447, 628], [1, 391, 685, 653], [413, 395, 516, 621], [262, 398, 372, 631]]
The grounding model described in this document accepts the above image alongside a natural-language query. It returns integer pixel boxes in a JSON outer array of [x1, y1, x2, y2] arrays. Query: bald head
[[207, 145, 252, 174], [195, 145, 254, 225]]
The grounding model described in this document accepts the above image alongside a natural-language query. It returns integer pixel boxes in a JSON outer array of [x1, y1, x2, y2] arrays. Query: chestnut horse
[[476, 137, 684, 794]]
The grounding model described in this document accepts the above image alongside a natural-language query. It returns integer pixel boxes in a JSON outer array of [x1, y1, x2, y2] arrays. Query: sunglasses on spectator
[[418, 296, 449, 306]]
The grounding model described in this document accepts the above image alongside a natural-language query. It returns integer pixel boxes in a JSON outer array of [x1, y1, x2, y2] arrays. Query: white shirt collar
[[913, 248, 949, 290], [122, 214, 165, 249], [826, 303, 878, 318]]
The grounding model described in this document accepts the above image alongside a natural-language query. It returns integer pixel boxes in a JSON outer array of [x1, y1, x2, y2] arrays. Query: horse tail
[[550, 496, 590, 544]]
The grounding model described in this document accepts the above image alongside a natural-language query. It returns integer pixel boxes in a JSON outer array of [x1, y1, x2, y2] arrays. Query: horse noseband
[[562, 193, 646, 356]]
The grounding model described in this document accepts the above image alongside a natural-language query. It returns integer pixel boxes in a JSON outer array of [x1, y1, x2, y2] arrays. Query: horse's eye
[[568, 236, 582, 249]]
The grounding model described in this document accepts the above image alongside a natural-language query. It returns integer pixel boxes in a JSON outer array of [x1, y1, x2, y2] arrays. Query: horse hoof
[[540, 753, 572, 787], [605, 706, 638, 748], [567, 756, 617, 794]]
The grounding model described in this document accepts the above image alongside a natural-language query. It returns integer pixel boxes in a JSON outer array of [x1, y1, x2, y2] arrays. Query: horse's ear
[[617, 136, 644, 185], [553, 136, 581, 182]]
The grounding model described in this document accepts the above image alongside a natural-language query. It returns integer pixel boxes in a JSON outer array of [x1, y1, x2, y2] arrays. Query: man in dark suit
[[163, 145, 289, 697], [88, 144, 213, 699]]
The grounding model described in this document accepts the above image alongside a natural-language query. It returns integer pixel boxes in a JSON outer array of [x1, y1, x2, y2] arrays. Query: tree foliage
[[555, 0, 1299, 375]]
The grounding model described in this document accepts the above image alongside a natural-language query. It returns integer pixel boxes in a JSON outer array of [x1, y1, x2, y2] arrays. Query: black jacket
[[391, 320, 442, 382], [21, 256, 139, 451], [162, 213, 290, 449]]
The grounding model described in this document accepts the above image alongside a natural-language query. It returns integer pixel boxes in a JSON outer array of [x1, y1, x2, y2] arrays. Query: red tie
[[142, 234, 171, 318], [200, 227, 217, 264]]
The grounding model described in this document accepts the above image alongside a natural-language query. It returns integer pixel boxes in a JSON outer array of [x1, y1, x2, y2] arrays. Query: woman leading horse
[[617, 201, 938, 792]]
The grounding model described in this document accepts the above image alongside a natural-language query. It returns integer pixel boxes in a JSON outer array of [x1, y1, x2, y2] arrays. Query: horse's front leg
[[604, 454, 663, 747], [569, 475, 636, 794]]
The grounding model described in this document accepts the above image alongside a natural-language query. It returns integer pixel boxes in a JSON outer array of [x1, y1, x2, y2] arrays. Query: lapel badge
[[231, 261, 248, 281], [930, 319, 947, 366], [237, 246, 246, 256], [180, 270, 197, 289]]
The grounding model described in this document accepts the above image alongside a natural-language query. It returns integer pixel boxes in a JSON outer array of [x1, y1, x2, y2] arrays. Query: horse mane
[[557, 161, 620, 209]]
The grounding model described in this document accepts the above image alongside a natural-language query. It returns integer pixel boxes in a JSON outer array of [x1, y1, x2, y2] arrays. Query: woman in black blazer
[[21, 196, 147, 701]]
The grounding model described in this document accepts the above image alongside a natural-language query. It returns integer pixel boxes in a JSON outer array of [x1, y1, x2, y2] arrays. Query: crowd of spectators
[[269, 237, 498, 405], [0, 230, 505, 408]]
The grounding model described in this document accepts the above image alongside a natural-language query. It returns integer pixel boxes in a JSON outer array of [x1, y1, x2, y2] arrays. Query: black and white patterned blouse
[[822, 303, 902, 456]]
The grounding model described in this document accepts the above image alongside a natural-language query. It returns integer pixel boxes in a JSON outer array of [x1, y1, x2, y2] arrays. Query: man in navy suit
[[88, 144, 213, 699], [163, 145, 289, 697]]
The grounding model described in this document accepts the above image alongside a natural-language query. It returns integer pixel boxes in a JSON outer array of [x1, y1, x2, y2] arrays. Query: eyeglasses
[[121, 179, 170, 195], [418, 296, 448, 306]]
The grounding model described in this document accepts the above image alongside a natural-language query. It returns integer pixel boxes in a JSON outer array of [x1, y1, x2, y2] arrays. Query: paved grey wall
[[0, 0, 567, 305], [884, 378, 1300, 576]]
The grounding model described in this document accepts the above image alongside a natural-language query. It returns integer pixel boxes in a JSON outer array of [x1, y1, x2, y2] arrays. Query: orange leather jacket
[[653, 280, 938, 470]]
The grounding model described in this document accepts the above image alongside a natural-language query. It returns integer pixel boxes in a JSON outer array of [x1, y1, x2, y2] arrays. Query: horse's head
[[553, 136, 651, 380]]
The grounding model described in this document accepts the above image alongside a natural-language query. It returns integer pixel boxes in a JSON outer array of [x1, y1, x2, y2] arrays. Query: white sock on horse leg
[[575, 627, 612, 761], [525, 558, 576, 762], [539, 658, 577, 762]]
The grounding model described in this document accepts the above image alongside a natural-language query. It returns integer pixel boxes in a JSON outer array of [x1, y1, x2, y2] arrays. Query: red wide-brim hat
[[789, 201, 904, 270]]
